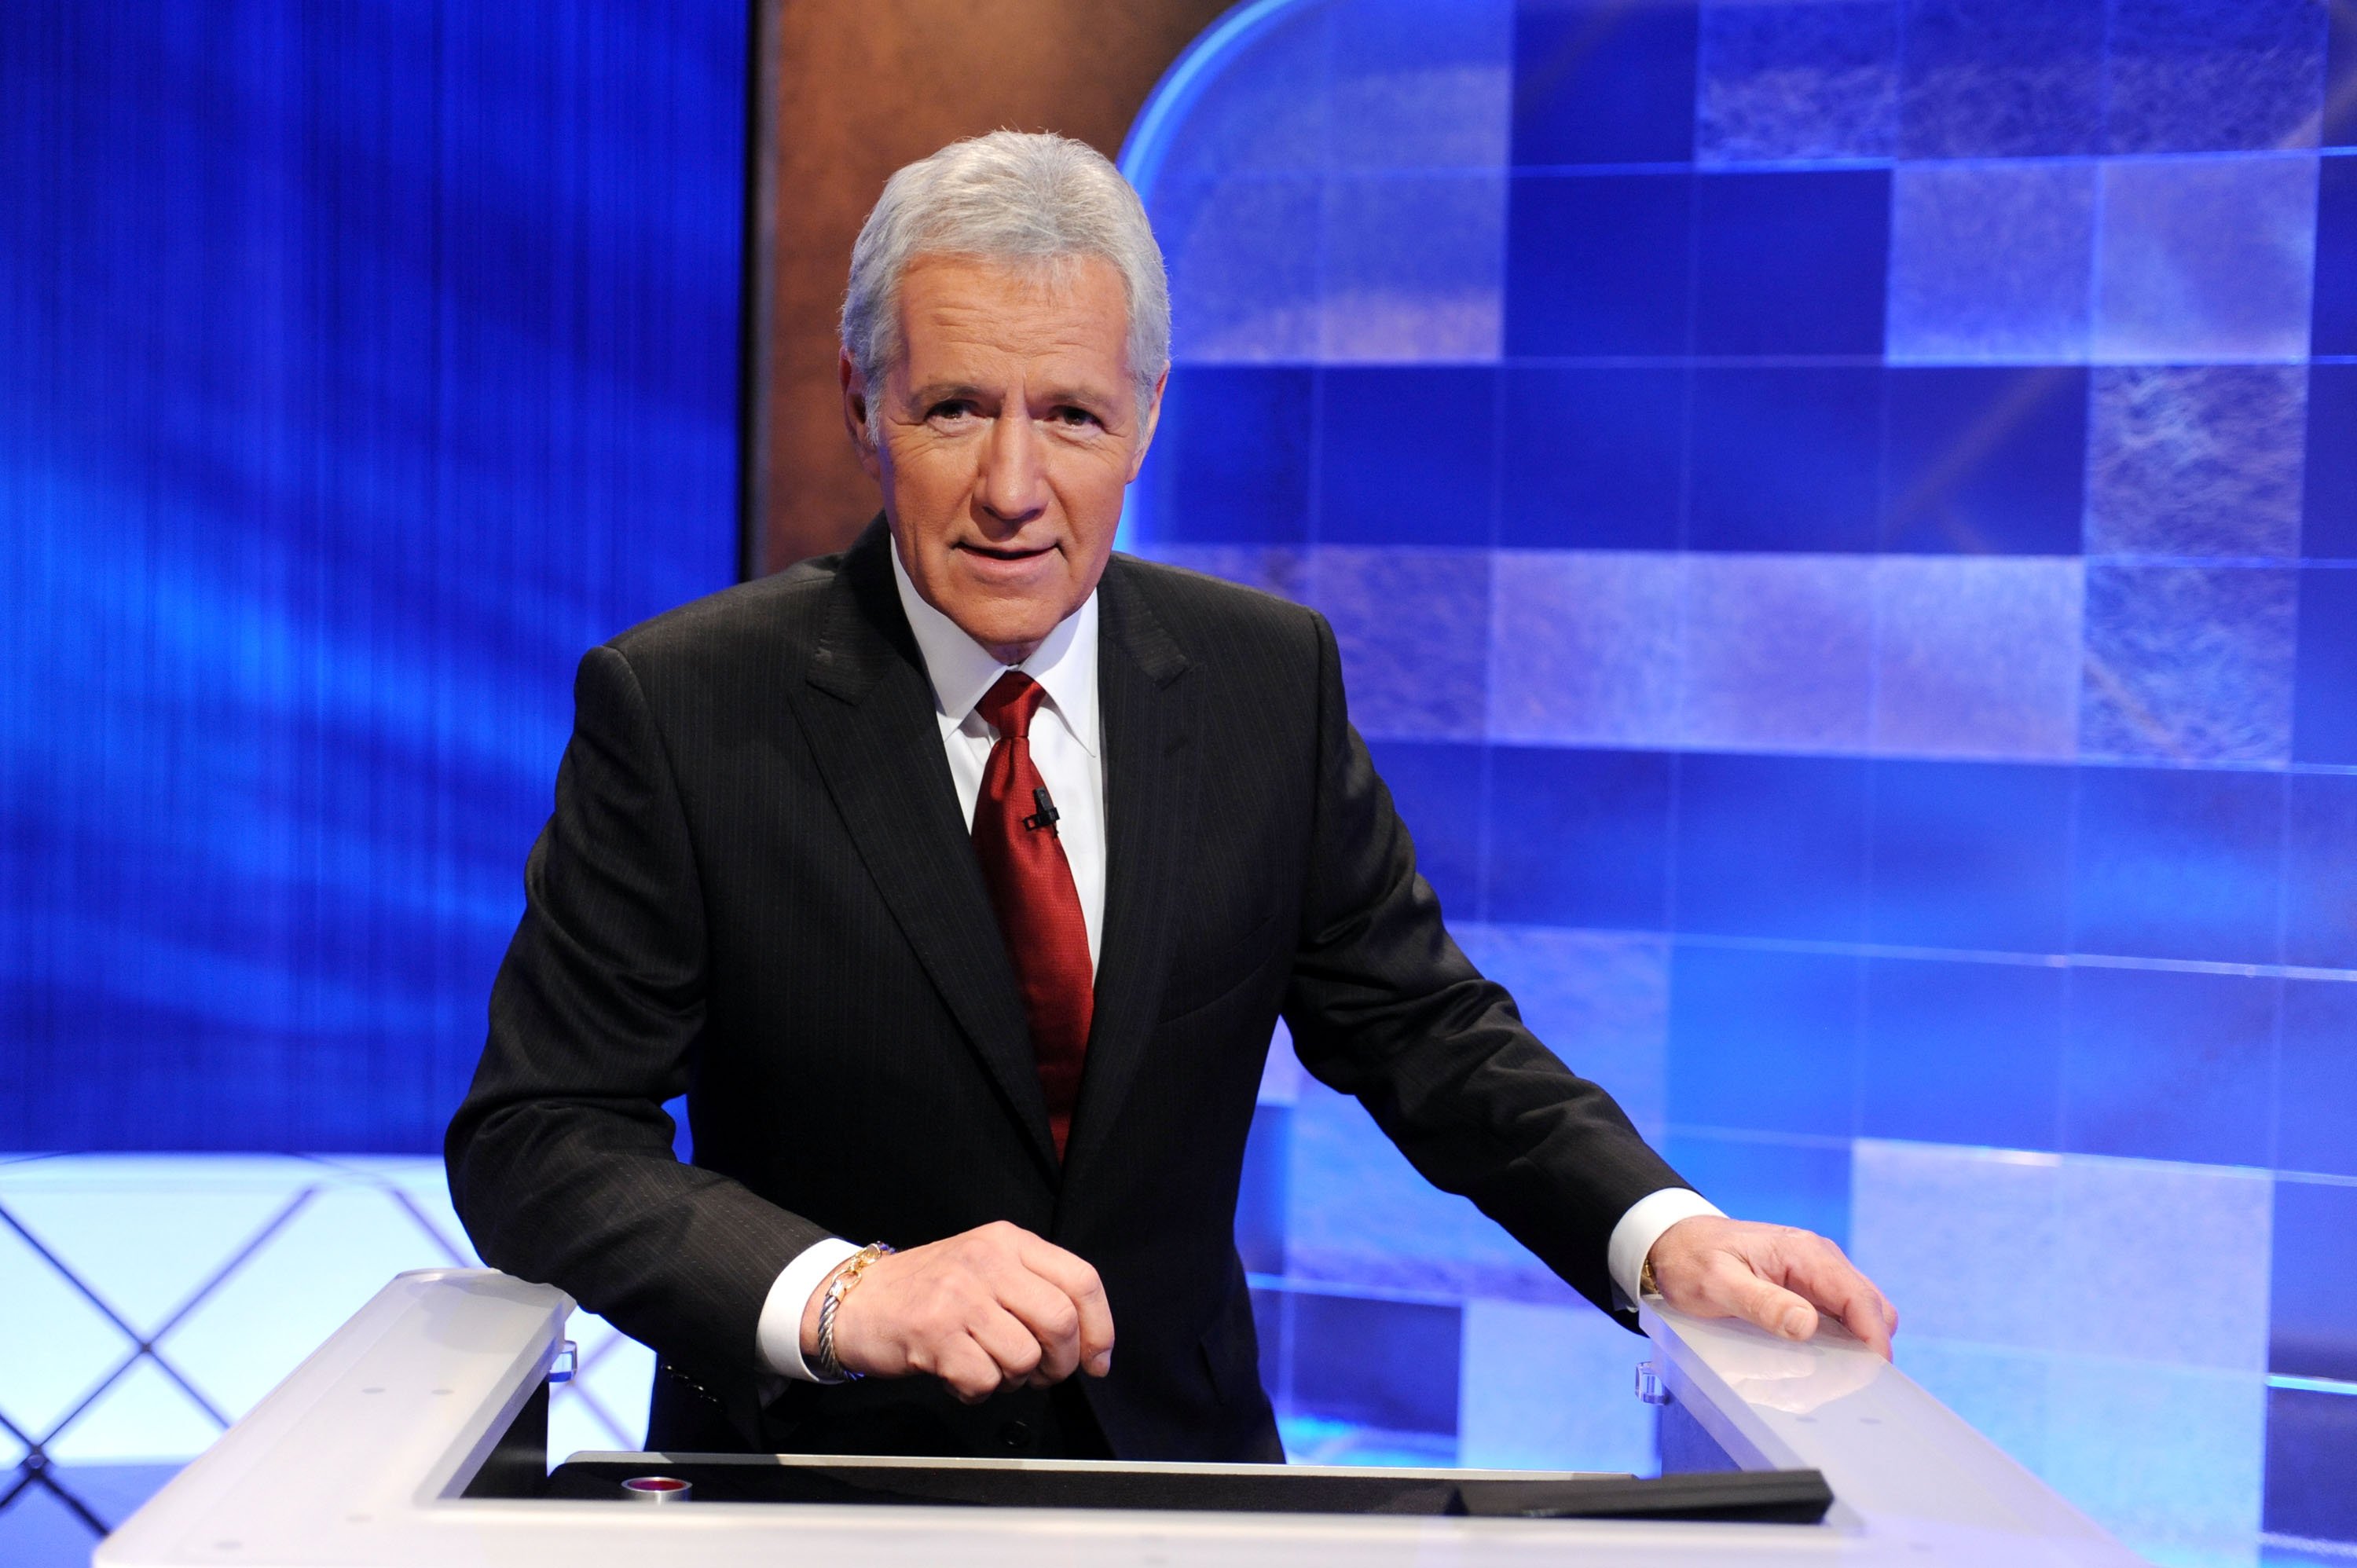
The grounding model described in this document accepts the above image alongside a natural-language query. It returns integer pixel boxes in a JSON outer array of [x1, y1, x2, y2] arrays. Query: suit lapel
[[1064, 559, 1197, 1182], [790, 522, 1059, 1174]]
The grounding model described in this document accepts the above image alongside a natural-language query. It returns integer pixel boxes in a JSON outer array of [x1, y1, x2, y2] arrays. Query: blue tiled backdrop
[[1127, 0, 2356, 1559], [4, 1, 2354, 1564]]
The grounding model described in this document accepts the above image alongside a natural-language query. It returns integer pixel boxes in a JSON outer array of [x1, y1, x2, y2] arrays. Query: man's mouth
[[957, 541, 1056, 562]]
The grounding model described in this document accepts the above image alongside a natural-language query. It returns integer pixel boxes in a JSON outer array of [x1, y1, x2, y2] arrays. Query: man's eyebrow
[[1036, 383, 1118, 408], [906, 382, 986, 405], [905, 380, 1122, 412]]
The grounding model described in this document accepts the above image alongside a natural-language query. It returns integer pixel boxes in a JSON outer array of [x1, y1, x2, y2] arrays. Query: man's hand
[[802, 1222, 1115, 1403], [1644, 1216, 1897, 1360]]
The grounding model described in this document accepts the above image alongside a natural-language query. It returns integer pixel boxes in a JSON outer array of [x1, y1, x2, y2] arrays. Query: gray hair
[[841, 130, 1171, 432]]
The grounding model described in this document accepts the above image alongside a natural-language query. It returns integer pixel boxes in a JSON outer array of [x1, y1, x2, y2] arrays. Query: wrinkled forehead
[[892, 252, 1136, 388]]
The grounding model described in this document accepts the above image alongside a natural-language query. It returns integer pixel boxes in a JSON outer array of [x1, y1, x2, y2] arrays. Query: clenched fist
[[801, 1221, 1115, 1403]]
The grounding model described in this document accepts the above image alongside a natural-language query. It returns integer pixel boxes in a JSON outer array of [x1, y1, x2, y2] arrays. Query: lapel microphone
[[1021, 786, 1061, 836]]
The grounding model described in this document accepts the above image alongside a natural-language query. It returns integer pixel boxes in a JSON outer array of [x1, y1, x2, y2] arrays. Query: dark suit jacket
[[445, 518, 1685, 1463]]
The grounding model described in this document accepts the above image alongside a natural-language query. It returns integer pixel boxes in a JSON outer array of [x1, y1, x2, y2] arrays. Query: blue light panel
[[1123, 0, 2357, 1552]]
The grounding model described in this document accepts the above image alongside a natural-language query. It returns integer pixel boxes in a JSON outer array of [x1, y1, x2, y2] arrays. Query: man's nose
[[977, 408, 1048, 524]]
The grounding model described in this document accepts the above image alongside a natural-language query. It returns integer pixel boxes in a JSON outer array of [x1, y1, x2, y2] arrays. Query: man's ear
[[1126, 367, 1170, 482], [841, 350, 882, 480]]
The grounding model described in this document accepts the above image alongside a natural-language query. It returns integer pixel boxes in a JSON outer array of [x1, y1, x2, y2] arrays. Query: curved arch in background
[[1112, 0, 1516, 551], [1120, 0, 1320, 198], [1103, 2, 2355, 1556]]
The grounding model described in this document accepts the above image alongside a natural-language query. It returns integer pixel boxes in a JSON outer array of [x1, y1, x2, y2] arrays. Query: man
[[447, 130, 1894, 1464]]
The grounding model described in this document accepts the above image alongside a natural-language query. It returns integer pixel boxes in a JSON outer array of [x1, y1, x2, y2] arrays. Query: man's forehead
[[895, 255, 1131, 375]]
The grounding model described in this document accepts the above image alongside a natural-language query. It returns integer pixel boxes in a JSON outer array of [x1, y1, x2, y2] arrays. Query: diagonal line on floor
[[576, 1329, 627, 1374], [559, 1381, 634, 1451], [0, 1199, 146, 1353], [33, 1185, 326, 1451], [32, 1466, 111, 1537], [129, 1185, 328, 1430], [0, 1405, 35, 1451], [149, 1185, 319, 1344], [379, 1183, 470, 1267], [34, 1346, 152, 1452]]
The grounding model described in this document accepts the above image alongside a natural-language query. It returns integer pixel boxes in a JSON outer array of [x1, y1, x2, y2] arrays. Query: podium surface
[[97, 1268, 2141, 1566]]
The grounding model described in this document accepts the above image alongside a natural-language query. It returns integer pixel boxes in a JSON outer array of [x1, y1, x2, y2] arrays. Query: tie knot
[[977, 669, 1047, 740]]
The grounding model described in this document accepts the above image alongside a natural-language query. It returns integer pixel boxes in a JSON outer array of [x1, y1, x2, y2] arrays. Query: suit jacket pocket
[[1157, 908, 1282, 1022]]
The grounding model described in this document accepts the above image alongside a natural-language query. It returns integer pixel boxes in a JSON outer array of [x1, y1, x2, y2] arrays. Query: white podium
[[97, 1268, 2140, 1566]]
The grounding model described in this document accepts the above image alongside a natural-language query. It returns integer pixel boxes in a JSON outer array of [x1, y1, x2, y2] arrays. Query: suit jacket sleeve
[[445, 643, 827, 1416], [1281, 612, 1687, 1322]]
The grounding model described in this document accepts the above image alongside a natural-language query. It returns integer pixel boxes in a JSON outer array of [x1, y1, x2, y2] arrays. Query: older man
[[447, 130, 1894, 1463]]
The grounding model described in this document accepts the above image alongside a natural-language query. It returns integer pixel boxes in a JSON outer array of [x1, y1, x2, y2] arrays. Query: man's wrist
[[757, 1237, 863, 1383], [812, 1242, 895, 1383], [1607, 1189, 1723, 1309]]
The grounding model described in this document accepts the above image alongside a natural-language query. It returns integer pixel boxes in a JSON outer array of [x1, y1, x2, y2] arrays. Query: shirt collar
[[889, 537, 1100, 757]]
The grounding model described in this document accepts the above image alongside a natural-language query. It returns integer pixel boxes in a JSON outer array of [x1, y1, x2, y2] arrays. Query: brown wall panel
[[746, 0, 1236, 573]]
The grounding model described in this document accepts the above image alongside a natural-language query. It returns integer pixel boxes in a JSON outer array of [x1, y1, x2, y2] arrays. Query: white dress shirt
[[752, 551, 1714, 1382]]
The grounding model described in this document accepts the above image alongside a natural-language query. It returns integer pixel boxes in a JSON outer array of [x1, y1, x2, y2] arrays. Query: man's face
[[844, 255, 1164, 662]]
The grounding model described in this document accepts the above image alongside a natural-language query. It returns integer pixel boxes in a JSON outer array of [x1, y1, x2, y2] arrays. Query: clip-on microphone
[[1021, 786, 1061, 836]]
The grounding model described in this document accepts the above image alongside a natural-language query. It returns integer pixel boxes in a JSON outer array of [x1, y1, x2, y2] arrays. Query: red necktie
[[972, 671, 1094, 1157]]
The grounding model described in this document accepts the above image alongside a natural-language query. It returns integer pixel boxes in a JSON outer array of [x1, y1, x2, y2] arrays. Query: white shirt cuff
[[1607, 1188, 1724, 1311], [755, 1237, 864, 1383]]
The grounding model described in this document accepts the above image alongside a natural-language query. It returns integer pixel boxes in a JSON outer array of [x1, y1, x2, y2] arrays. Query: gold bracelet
[[815, 1242, 893, 1383]]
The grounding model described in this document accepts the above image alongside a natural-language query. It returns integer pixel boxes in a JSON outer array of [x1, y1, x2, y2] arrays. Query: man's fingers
[[1850, 1299, 1894, 1358], [1832, 1280, 1894, 1359], [1648, 1216, 1901, 1359], [1015, 1235, 1116, 1376], [966, 1303, 1048, 1384], [1822, 1288, 1889, 1357], [930, 1335, 1011, 1404], [1074, 1281, 1114, 1376], [1715, 1260, 1820, 1341], [995, 1269, 1087, 1383], [1776, 1238, 1895, 1359], [826, 1222, 1117, 1398]]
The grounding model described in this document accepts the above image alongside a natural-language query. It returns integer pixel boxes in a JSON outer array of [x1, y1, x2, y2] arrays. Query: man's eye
[[1051, 407, 1102, 429], [928, 401, 977, 422]]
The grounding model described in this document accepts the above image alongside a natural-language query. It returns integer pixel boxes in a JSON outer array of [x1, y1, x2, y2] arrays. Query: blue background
[[1127, 0, 2357, 1559], [2, 4, 739, 1541], [4, 0, 2355, 1563], [0, 0, 741, 1151]]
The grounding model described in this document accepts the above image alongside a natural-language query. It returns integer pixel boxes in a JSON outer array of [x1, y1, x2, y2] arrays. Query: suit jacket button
[[998, 1420, 1032, 1450]]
